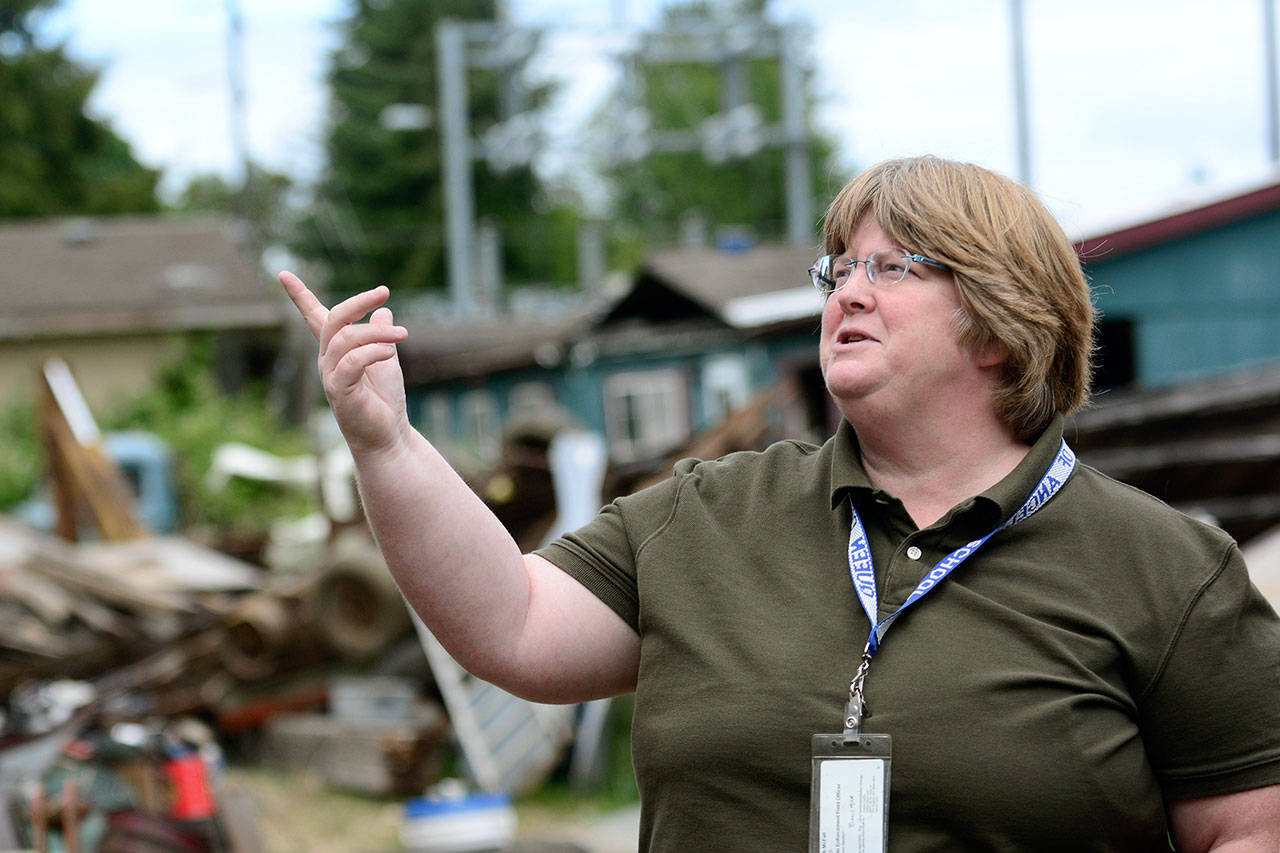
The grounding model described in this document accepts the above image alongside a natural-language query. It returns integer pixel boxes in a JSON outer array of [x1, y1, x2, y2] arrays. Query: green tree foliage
[[602, 0, 841, 248], [299, 0, 578, 300], [0, 0, 160, 217], [0, 401, 40, 510], [100, 338, 318, 535], [171, 164, 294, 246], [0, 340, 318, 535]]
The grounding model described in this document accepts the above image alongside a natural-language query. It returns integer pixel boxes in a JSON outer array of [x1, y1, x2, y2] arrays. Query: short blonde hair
[[822, 156, 1095, 440]]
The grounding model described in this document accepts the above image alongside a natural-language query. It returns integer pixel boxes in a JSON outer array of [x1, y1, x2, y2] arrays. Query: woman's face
[[819, 216, 985, 416]]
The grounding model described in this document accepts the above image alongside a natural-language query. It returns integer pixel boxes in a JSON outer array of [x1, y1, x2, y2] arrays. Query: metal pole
[[1010, 0, 1034, 188], [476, 221, 501, 316], [577, 221, 605, 294], [437, 21, 476, 316], [225, 0, 250, 207], [1265, 0, 1280, 164], [780, 25, 813, 244]]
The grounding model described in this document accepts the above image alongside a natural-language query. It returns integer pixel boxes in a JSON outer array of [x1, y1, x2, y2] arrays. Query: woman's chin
[[823, 364, 882, 403]]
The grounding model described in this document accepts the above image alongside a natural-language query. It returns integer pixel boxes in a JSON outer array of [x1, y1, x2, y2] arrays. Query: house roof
[[1072, 170, 1280, 262], [0, 215, 285, 342], [399, 242, 821, 385], [398, 308, 601, 384], [639, 242, 820, 327]]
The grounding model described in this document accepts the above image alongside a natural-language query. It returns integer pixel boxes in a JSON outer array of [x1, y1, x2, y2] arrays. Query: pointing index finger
[[320, 285, 391, 354], [278, 270, 328, 339]]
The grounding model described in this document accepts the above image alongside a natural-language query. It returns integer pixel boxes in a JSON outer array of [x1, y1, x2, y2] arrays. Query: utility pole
[[437, 21, 476, 317], [225, 0, 251, 214], [780, 23, 813, 244], [1265, 0, 1279, 165], [613, 20, 813, 241], [1010, 0, 1034, 188], [436, 17, 817, 315]]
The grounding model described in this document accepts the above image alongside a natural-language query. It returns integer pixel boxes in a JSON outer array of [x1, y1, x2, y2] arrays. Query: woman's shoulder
[[672, 435, 827, 481], [1067, 460, 1239, 559], [658, 436, 834, 514]]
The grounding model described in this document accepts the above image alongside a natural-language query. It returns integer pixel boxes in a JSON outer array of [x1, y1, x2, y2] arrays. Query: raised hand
[[279, 271, 410, 456]]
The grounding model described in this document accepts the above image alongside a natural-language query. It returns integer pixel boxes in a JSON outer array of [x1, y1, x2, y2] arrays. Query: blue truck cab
[[17, 431, 180, 535]]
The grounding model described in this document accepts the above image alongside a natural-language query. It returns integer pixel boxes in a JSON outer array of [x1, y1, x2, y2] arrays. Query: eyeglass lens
[[812, 251, 912, 293]]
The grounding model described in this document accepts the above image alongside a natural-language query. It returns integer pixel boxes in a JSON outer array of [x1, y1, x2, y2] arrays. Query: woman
[[280, 156, 1280, 850]]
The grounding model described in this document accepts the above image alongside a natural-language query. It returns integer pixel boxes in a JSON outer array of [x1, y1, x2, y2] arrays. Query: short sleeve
[[534, 472, 684, 633], [1139, 543, 1280, 800]]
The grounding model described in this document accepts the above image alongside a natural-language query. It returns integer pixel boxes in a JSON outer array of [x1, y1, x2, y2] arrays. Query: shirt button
[[906, 546, 923, 560]]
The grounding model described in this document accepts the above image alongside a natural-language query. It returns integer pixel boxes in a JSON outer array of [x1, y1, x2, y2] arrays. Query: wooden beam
[[1176, 492, 1280, 524], [1083, 434, 1280, 478], [37, 358, 145, 542]]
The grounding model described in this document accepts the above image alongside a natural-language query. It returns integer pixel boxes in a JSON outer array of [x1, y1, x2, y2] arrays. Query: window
[[461, 390, 501, 464], [1093, 318, 1136, 391], [603, 369, 690, 462], [508, 382, 558, 418], [701, 354, 750, 426]]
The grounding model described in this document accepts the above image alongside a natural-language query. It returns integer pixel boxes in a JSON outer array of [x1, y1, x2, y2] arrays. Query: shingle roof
[[640, 242, 819, 315], [0, 215, 285, 341], [398, 242, 822, 385], [398, 309, 599, 383]]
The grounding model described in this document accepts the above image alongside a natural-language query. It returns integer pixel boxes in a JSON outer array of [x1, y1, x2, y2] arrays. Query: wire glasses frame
[[809, 250, 949, 296]]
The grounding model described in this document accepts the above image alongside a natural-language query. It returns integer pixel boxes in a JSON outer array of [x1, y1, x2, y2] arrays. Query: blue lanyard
[[841, 439, 1077, 735], [849, 439, 1076, 653]]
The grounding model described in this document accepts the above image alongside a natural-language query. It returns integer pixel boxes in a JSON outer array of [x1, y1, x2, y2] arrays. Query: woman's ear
[[975, 344, 1007, 370]]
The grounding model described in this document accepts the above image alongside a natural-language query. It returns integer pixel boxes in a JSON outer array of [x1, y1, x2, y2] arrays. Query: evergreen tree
[[599, 0, 840, 249], [0, 0, 160, 218], [300, 0, 577, 300]]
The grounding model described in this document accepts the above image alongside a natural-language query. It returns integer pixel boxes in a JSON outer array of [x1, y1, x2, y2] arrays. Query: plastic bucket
[[400, 790, 516, 853]]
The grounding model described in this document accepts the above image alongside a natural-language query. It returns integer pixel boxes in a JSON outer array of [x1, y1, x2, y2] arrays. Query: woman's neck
[[846, 401, 1031, 529]]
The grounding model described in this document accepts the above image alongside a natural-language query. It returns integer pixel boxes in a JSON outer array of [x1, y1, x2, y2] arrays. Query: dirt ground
[[221, 766, 639, 853]]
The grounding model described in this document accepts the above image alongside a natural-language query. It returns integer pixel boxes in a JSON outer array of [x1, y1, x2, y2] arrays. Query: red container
[[165, 754, 216, 820]]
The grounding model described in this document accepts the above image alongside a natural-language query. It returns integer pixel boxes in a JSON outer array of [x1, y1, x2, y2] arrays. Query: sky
[[36, 0, 1280, 238]]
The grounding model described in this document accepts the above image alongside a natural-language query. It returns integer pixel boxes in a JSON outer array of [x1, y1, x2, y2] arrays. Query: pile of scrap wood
[[0, 515, 258, 699], [0, 509, 431, 735], [1, 359, 450, 839], [2, 359, 416, 703]]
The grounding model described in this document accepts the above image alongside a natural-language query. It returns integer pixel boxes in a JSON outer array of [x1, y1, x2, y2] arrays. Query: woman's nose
[[833, 262, 874, 310]]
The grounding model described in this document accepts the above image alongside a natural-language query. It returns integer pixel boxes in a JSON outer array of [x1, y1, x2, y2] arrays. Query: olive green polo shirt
[[537, 416, 1280, 852]]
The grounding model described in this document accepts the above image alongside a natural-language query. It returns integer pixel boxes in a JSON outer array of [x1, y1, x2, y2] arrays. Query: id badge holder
[[809, 732, 891, 853]]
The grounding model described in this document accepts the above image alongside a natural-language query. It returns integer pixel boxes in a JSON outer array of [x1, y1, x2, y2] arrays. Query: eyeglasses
[[809, 250, 949, 296]]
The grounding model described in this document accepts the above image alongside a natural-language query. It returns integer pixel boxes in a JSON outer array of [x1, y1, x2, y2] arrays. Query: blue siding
[[1086, 210, 1280, 387], [407, 328, 822, 449]]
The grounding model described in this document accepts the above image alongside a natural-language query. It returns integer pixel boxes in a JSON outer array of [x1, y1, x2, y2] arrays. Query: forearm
[[1168, 784, 1280, 852], [351, 427, 531, 684], [277, 273, 637, 701]]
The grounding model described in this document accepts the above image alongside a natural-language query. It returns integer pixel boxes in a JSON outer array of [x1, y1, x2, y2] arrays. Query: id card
[[809, 733, 891, 853]]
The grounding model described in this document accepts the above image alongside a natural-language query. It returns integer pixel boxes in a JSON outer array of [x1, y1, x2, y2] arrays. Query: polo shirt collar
[[981, 414, 1068, 520], [828, 418, 876, 510], [827, 414, 1069, 521]]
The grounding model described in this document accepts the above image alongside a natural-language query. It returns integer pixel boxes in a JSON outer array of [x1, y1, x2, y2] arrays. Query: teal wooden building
[[1078, 177, 1280, 390], [397, 242, 827, 472]]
